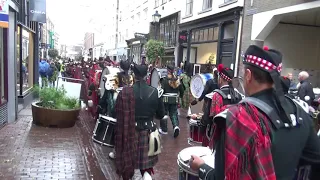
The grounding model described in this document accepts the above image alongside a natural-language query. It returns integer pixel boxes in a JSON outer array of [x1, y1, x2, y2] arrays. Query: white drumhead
[[202, 153, 215, 168], [178, 146, 212, 162], [100, 115, 117, 122], [151, 68, 160, 88]]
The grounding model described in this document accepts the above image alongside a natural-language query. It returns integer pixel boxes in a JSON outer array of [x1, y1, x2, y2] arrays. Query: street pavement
[[0, 102, 203, 180]]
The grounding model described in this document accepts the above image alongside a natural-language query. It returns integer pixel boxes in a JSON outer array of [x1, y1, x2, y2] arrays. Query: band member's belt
[[163, 93, 179, 104]]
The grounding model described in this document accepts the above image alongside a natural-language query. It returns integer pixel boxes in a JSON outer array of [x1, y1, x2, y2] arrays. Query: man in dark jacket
[[190, 45, 320, 180], [298, 71, 315, 105]]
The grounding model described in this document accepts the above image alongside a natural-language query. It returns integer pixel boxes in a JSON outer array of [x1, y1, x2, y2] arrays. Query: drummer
[[159, 65, 184, 138], [114, 64, 165, 180], [108, 60, 134, 159], [190, 45, 320, 179]]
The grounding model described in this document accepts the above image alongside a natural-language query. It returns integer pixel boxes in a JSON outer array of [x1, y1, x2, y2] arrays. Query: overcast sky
[[46, 0, 107, 45]]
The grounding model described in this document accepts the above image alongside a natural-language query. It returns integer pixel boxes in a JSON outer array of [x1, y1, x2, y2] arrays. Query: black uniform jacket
[[198, 88, 320, 180], [161, 77, 184, 98], [298, 80, 315, 105], [133, 80, 165, 130]]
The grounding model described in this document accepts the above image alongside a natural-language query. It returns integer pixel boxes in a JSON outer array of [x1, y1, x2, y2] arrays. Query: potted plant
[[31, 86, 81, 128]]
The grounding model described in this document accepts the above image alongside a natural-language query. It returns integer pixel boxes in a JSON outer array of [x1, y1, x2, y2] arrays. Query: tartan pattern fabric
[[210, 92, 225, 117], [160, 104, 179, 132], [215, 103, 276, 180], [135, 130, 159, 170], [115, 87, 137, 180], [180, 74, 193, 109]]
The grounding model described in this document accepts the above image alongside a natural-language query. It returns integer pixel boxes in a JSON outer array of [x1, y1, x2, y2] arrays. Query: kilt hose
[[160, 103, 179, 132], [135, 130, 158, 170]]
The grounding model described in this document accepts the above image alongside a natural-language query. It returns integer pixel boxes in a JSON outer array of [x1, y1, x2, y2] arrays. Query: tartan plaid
[[214, 103, 276, 180], [115, 87, 137, 180], [135, 130, 159, 170], [210, 92, 225, 117]]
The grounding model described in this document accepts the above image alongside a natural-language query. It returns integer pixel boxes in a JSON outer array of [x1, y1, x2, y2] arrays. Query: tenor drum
[[150, 68, 168, 88], [92, 115, 117, 147], [189, 119, 203, 145], [177, 146, 214, 180], [99, 66, 120, 97], [190, 73, 213, 98]]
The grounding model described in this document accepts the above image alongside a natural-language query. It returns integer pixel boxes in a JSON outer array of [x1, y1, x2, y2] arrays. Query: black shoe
[[174, 126, 180, 138]]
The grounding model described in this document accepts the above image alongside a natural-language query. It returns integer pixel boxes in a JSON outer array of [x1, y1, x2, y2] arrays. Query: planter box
[[31, 102, 80, 128]]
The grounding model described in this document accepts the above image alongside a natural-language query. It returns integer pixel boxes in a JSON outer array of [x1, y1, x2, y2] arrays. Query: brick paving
[[0, 106, 105, 180], [0, 102, 203, 180]]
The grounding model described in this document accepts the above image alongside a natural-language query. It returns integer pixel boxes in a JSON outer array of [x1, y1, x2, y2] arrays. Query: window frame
[[185, 0, 193, 16], [155, 0, 159, 8], [202, 0, 212, 10]]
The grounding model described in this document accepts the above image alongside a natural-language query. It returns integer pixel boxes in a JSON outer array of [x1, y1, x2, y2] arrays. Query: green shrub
[[33, 86, 80, 110]]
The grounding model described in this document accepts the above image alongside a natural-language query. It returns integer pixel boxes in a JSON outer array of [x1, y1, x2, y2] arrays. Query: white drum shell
[[99, 67, 121, 96], [177, 146, 214, 176], [150, 68, 168, 88]]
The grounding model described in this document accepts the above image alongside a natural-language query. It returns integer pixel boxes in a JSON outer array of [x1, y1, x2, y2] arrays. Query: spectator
[[287, 73, 297, 89], [39, 59, 49, 88], [47, 62, 58, 87], [298, 71, 315, 105]]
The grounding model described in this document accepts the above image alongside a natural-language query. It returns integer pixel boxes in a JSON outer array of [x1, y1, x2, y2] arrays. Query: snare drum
[[163, 93, 179, 104], [177, 146, 214, 180], [92, 115, 117, 147], [189, 119, 203, 145]]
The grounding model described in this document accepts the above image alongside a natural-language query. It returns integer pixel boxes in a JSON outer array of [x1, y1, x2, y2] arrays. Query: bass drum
[[190, 73, 213, 98], [99, 66, 120, 97], [150, 68, 168, 88]]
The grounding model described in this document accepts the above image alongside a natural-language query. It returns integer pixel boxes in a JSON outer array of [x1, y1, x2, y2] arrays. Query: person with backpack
[[47, 61, 58, 87], [39, 59, 49, 88]]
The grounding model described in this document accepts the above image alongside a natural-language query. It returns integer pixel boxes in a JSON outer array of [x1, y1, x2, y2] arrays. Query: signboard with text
[[179, 31, 188, 44], [0, 0, 9, 28], [29, 0, 47, 23]]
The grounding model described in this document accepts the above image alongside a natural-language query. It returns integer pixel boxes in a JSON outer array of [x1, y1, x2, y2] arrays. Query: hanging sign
[[0, 0, 9, 28], [29, 0, 47, 23]]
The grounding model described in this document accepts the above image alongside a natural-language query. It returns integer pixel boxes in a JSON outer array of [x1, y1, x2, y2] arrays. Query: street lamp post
[[152, 11, 161, 40]]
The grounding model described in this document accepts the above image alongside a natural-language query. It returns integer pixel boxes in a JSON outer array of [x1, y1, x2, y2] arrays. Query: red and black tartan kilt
[[135, 130, 158, 170]]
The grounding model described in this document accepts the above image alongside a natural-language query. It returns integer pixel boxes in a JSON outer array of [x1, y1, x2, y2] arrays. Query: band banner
[[29, 0, 47, 23]]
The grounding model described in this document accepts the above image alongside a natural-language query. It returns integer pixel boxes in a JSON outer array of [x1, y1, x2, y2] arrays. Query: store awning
[[251, 1, 320, 41]]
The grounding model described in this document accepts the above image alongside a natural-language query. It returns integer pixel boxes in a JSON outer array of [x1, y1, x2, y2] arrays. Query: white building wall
[[180, 0, 244, 24], [153, 0, 181, 19]]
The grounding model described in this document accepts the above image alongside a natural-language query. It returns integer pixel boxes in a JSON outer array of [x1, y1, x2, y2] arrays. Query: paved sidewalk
[[0, 106, 105, 180]]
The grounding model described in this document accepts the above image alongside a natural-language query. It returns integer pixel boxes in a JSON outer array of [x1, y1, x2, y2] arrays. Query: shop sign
[[29, 0, 47, 23], [0, 0, 9, 28], [179, 31, 188, 44]]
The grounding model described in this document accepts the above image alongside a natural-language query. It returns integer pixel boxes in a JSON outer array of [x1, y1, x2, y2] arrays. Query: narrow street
[[0, 104, 202, 179]]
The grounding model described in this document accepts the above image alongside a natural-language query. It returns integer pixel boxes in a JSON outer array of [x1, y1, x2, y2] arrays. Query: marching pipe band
[[57, 53, 320, 180]]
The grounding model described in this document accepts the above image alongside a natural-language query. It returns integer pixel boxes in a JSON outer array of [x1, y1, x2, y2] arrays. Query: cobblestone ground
[[0, 106, 105, 180], [0, 102, 202, 180], [80, 102, 203, 180]]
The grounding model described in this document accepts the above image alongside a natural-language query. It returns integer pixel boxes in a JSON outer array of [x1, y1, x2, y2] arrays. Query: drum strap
[[214, 89, 228, 99], [240, 97, 282, 129]]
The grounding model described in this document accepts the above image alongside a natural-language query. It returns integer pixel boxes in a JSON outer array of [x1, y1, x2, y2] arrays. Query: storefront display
[[17, 26, 35, 96]]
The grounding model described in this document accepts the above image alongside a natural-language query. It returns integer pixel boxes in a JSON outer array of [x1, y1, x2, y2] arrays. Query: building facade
[[0, 0, 40, 127], [178, 0, 244, 73], [240, 0, 320, 87], [83, 32, 94, 59], [40, 17, 57, 59]]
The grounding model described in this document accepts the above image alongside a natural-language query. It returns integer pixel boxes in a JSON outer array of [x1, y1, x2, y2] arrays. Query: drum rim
[[177, 159, 198, 176], [100, 115, 117, 122]]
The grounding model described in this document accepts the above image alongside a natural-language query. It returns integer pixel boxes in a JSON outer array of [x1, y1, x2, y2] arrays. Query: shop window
[[0, 28, 4, 103], [208, 28, 214, 41], [17, 27, 34, 95], [186, 0, 193, 16], [191, 26, 218, 43], [203, 29, 208, 41], [159, 15, 177, 47], [202, 0, 212, 10]]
